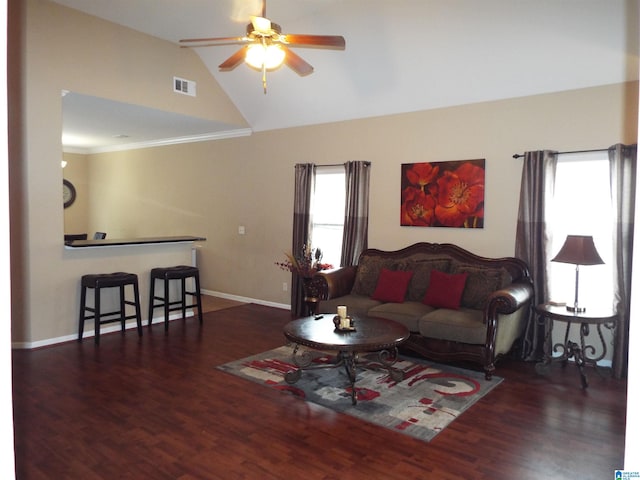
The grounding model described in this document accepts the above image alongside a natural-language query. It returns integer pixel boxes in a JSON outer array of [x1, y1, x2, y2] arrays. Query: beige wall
[[81, 82, 638, 311], [12, 0, 639, 345], [62, 152, 89, 235], [11, 0, 247, 345]]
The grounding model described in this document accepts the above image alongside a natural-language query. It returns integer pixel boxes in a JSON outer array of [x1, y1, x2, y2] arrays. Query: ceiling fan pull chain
[[262, 64, 268, 94]]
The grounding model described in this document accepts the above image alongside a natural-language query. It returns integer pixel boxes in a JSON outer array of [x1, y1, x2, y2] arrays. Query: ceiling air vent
[[173, 76, 196, 97]]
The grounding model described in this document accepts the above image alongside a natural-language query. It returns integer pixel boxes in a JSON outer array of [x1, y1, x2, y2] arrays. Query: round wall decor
[[63, 179, 76, 208]]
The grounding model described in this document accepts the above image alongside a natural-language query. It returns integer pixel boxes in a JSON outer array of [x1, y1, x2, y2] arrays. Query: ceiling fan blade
[[283, 34, 345, 49], [219, 46, 250, 71], [283, 48, 314, 76], [180, 36, 247, 46]]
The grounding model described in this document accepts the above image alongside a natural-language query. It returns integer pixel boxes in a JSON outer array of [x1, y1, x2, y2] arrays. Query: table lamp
[[551, 235, 604, 312]]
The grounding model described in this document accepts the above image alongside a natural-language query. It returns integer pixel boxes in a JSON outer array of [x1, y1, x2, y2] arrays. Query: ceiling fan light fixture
[[245, 43, 285, 70]]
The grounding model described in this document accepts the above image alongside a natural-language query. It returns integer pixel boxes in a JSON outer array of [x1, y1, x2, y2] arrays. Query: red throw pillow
[[371, 268, 414, 303], [423, 270, 468, 310]]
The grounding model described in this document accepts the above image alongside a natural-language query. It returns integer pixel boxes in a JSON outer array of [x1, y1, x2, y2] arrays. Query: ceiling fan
[[179, 1, 345, 93]]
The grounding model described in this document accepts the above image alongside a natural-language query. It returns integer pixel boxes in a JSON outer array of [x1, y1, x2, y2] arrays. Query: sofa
[[313, 242, 533, 379]]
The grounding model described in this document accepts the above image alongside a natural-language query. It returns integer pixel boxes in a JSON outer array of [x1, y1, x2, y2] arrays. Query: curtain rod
[[315, 161, 371, 167], [512, 148, 609, 159]]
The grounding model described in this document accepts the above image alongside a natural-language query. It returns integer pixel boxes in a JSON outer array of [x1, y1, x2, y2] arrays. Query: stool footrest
[[83, 313, 141, 325], [150, 303, 200, 313]]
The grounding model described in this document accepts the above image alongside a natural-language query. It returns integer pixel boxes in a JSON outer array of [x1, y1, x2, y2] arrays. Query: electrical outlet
[[283, 282, 288, 292]]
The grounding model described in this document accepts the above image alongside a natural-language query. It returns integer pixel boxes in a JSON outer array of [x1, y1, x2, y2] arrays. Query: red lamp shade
[[551, 235, 604, 266]]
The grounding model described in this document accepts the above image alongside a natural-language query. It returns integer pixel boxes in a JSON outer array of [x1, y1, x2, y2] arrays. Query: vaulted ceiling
[[53, 0, 638, 144]]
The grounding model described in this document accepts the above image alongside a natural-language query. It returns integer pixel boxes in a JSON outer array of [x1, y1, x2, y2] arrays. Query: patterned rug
[[218, 345, 503, 442]]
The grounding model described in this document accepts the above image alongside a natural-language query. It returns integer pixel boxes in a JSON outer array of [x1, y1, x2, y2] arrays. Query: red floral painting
[[401, 159, 485, 228]]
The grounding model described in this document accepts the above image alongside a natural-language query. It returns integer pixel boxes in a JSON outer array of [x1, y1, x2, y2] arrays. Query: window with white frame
[[311, 165, 345, 268], [547, 151, 614, 309]]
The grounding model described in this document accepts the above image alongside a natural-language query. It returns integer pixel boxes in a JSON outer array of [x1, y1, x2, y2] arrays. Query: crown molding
[[62, 128, 253, 154]]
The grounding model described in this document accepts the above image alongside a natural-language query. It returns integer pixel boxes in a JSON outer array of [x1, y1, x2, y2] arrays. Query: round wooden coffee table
[[283, 314, 410, 405]]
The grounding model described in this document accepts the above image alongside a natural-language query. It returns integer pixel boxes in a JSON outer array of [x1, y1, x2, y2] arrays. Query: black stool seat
[[78, 272, 142, 345], [82, 272, 137, 288], [148, 265, 203, 331]]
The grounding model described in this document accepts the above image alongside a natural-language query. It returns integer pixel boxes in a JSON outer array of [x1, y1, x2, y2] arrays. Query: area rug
[[217, 345, 503, 442]]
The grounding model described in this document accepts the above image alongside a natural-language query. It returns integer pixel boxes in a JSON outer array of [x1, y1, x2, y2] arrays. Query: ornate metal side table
[[535, 304, 617, 388]]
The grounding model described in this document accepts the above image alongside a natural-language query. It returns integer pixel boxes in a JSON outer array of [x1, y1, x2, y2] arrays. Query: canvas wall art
[[401, 159, 485, 228]]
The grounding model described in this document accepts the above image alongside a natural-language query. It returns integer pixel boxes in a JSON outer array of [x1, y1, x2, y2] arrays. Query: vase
[[302, 277, 320, 316]]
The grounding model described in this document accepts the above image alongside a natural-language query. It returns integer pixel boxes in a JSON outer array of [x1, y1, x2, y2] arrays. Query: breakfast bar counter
[[65, 235, 206, 248], [53, 235, 207, 346]]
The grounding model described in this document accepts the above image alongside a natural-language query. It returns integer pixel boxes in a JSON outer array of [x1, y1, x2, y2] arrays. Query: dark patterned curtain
[[515, 150, 558, 361], [341, 161, 371, 267], [291, 163, 316, 317], [609, 143, 637, 378]]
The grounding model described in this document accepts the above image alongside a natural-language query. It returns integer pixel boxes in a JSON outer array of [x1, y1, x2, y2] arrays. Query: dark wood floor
[[12, 304, 626, 479]]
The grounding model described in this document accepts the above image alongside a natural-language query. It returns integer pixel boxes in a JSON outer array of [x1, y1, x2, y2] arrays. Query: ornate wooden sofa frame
[[313, 242, 533, 379]]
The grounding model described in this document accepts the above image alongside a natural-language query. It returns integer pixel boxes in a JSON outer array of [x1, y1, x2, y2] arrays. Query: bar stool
[[78, 272, 143, 345], [148, 265, 203, 331]]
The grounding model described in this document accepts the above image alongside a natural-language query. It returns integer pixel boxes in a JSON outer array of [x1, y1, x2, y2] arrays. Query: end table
[[535, 304, 617, 388]]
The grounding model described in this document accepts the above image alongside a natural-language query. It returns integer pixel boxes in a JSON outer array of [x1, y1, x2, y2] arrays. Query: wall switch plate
[[238, 225, 245, 235], [283, 282, 288, 291]]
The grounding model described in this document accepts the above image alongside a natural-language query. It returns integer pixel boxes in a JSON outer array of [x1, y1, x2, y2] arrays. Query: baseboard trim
[[551, 353, 612, 368], [201, 289, 290, 311], [12, 292, 291, 350], [12, 312, 190, 350]]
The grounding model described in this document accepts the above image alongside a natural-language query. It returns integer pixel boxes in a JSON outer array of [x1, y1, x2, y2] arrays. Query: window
[[547, 152, 614, 309], [311, 166, 345, 268]]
